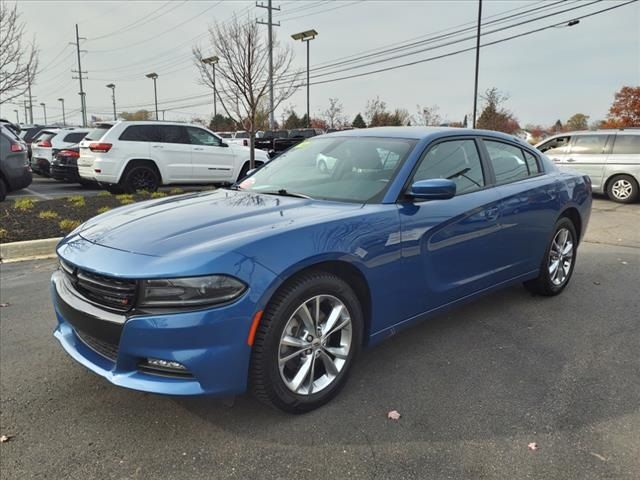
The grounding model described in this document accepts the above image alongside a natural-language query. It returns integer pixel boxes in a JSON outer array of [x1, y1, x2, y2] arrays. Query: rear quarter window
[[612, 135, 640, 155], [63, 132, 88, 143], [119, 125, 160, 142]]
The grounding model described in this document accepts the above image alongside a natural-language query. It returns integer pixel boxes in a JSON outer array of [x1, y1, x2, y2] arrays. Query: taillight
[[89, 142, 112, 153], [243, 139, 248, 146], [40, 139, 52, 147], [60, 150, 80, 158], [10, 143, 25, 152]]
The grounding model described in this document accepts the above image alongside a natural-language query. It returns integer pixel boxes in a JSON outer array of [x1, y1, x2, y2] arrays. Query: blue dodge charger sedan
[[52, 127, 592, 412]]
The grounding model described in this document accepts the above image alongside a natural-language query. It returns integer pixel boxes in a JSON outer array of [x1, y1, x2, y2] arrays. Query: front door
[[152, 125, 192, 182], [187, 127, 237, 182], [565, 134, 611, 191], [398, 138, 503, 318]]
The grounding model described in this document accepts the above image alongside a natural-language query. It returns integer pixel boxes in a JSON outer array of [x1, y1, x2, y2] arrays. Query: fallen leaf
[[0, 303, 9, 308], [528, 442, 538, 451], [620, 261, 628, 265], [0, 435, 12, 443], [387, 410, 401, 420], [593, 281, 601, 285]]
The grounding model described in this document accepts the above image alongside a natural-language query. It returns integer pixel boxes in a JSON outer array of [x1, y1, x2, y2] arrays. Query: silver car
[[536, 129, 640, 203]]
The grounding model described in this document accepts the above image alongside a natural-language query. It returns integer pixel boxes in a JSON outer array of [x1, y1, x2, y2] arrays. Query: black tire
[[524, 217, 577, 296], [120, 165, 159, 193], [0, 178, 7, 202], [606, 174, 638, 204], [250, 271, 363, 413]]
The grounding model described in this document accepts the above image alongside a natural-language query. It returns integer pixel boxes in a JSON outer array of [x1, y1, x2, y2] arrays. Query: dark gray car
[[1, 125, 32, 201]]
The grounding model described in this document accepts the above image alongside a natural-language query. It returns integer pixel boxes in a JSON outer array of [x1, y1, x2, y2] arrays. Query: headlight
[[139, 275, 247, 307]]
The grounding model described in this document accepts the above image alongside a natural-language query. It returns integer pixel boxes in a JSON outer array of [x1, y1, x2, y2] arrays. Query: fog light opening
[[146, 358, 186, 370]]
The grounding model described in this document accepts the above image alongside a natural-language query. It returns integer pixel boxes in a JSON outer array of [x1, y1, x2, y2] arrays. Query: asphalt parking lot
[[1, 200, 638, 480]]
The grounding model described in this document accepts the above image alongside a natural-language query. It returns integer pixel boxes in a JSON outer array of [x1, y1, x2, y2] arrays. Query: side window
[[186, 127, 221, 146], [413, 139, 485, 195], [523, 150, 541, 174], [63, 132, 87, 143], [119, 125, 159, 142], [484, 140, 529, 184], [611, 135, 640, 155], [570, 135, 607, 155], [539, 136, 570, 155], [157, 125, 190, 144]]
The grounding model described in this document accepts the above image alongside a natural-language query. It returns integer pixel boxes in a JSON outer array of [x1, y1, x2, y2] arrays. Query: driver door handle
[[194, 147, 204, 151], [566, 158, 576, 162]]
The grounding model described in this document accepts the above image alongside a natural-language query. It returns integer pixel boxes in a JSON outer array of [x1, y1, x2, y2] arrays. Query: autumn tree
[[603, 86, 640, 127], [322, 97, 345, 128], [119, 110, 152, 121], [0, 2, 39, 105], [553, 119, 564, 133], [566, 113, 589, 131], [352, 113, 366, 128], [209, 114, 237, 131], [194, 15, 299, 168], [415, 104, 441, 126], [283, 109, 304, 129], [476, 88, 519, 134]]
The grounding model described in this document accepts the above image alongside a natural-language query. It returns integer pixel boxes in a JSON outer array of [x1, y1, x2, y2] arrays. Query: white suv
[[31, 128, 90, 176], [77, 121, 268, 192]]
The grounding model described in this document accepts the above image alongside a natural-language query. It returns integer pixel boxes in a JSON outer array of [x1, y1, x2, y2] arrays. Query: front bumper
[[51, 269, 257, 397], [31, 157, 50, 175]]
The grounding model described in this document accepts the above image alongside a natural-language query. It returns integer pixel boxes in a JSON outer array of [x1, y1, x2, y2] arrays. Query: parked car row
[[218, 128, 328, 158], [0, 122, 32, 201]]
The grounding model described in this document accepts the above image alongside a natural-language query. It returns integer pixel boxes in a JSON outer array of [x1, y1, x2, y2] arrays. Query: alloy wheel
[[548, 227, 574, 286], [278, 295, 352, 395], [611, 179, 633, 201]]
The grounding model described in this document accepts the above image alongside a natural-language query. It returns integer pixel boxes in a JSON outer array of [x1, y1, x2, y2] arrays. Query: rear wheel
[[524, 217, 577, 296], [607, 174, 638, 203], [250, 271, 363, 413], [121, 165, 159, 193]]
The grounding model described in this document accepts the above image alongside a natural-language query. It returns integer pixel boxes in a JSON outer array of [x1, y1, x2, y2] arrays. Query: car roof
[[323, 126, 528, 144]]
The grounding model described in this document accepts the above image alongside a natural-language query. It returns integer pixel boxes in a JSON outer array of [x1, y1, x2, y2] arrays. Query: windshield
[[234, 131, 249, 139], [238, 136, 416, 203]]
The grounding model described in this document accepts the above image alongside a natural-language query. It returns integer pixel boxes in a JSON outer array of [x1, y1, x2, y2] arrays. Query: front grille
[[75, 329, 119, 362], [61, 260, 137, 313]]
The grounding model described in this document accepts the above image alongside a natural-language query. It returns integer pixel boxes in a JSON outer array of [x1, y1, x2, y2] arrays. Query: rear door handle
[[152, 145, 164, 149], [193, 147, 204, 151], [566, 158, 575, 163], [484, 206, 499, 220]]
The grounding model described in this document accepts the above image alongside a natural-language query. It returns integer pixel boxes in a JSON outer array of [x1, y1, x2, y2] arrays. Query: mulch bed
[[0, 192, 183, 243]]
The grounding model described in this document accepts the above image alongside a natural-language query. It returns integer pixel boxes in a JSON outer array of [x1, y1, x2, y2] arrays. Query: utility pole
[[23, 99, 28, 124], [71, 24, 88, 127], [26, 65, 33, 124], [13, 109, 19, 124], [40, 103, 47, 124], [472, 0, 482, 129], [257, 0, 280, 130]]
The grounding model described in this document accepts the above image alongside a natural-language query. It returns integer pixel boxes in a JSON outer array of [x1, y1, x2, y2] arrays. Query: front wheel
[[250, 271, 363, 413], [607, 174, 638, 203], [524, 217, 577, 296]]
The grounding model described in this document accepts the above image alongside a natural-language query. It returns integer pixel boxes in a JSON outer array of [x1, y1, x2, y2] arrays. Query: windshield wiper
[[260, 189, 312, 199], [447, 167, 482, 188]]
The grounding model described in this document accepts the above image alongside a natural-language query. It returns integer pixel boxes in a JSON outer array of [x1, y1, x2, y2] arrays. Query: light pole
[[13, 109, 19, 124], [201, 56, 219, 121], [106, 83, 117, 120], [145, 73, 159, 120], [57, 98, 66, 126], [291, 29, 318, 128], [472, 0, 482, 129], [40, 102, 47, 124]]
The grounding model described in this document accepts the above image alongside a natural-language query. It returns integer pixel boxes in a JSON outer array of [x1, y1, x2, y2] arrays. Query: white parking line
[[23, 188, 52, 200]]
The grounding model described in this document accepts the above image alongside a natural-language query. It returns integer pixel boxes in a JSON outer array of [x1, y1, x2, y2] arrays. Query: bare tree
[[193, 16, 300, 168], [0, 2, 38, 105], [415, 104, 441, 126], [323, 97, 345, 129]]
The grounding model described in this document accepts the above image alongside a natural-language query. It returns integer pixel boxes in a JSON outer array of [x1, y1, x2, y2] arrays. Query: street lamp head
[[145, 72, 158, 79], [291, 29, 318, 41], [40, 102, 45, 106], [57, 98, 64, 102], [202, 56, 219, 65], [106, 83, 115, 89]]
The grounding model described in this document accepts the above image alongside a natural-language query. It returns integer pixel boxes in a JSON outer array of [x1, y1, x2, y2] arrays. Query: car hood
[[76, 189, 362, 257]]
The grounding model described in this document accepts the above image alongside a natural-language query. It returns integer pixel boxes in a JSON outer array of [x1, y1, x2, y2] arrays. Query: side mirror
[[220, 142, 229, 148], [408, 179, 456, 200], [246, 168, 256, 177]]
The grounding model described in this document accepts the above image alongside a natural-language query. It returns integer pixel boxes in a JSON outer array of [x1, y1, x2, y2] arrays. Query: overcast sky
[[9, 0, 640, 128]]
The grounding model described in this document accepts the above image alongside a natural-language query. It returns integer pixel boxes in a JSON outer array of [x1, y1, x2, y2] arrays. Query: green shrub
[[14, 198, 35, 211], [67, 196, 85, 208], [169, 188, 184, 195], [38, 210, 59, 220], [97, 206, 111, 214], [97, 191, 111, 197], [59, 219, 82, 232], [115, 194, 135, 205], [150, 192, 167, 199], [0, 228, 7, 241]]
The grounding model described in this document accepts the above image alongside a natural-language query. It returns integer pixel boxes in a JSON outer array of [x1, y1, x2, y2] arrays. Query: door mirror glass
[[220, 142, 229, 148], [409, 179, 456, 200]]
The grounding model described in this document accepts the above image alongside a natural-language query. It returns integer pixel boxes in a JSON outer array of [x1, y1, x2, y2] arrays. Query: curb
[[0, 237, 61, 263]]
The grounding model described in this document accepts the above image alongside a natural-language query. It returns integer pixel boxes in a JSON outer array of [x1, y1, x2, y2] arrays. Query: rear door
[[565, 134, 611, 191], [152, 125, 192, 182], [603, 133, 640, 195], [482, 139, 559, 278], [398, 137, 503, 316], [537, 135, 571, 165], [187, 126, 237, 182]]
